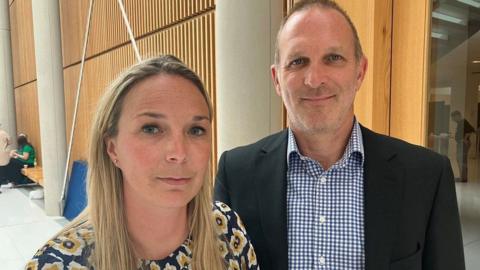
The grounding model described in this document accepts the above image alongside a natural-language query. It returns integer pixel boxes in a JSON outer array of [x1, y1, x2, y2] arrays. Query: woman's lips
[[157, 177, 191, 185]]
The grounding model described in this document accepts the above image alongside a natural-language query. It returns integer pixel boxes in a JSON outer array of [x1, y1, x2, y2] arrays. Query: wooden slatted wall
[[13, 81, 42, 165], [59, 0, 217, 166], [9, 0, 42, 165]]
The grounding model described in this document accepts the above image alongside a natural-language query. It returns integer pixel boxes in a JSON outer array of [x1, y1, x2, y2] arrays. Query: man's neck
[[292, 118, 354, 170]]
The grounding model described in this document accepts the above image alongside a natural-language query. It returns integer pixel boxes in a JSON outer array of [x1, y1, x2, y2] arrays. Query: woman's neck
[[124, 191, 189, 260]]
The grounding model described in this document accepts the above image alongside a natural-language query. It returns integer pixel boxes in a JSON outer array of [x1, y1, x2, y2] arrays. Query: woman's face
[[106, 74, 211, 210]]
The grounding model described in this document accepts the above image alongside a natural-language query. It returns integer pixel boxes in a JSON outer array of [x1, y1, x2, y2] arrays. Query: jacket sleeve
[[214, 151, 231, 206], [423, 155, 465, 270]]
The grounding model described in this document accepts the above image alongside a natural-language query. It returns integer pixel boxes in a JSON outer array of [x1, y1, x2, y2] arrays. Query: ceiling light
[[431, 32, 449, 40], [432, 11, 466, 25], [457, 0, 480, 8]]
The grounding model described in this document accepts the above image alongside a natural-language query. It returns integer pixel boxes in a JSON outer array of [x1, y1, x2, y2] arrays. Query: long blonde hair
[[66, 55, 224, 270]]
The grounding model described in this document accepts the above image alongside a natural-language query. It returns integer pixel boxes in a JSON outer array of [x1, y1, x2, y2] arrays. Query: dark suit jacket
[[214, 126, 465, 270]]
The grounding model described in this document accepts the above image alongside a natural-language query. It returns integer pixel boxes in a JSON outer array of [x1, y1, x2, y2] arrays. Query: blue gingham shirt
[[287, 120, 365, 269]]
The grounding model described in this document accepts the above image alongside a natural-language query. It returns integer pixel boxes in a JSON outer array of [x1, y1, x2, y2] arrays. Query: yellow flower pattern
[[25, 202, 258, 269], [214, 208, 229, 235], [230, 228, 247, 256]]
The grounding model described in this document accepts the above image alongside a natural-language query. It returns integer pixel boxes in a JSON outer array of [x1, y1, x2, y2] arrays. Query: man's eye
[[189, 126, 206, 136], [142, 125, 159, 134], [326, 54, 344, 62], [289, 58, 307, 67]]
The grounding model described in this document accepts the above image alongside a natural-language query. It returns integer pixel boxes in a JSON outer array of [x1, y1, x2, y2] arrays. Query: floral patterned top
[[26, 202, 259, 270]]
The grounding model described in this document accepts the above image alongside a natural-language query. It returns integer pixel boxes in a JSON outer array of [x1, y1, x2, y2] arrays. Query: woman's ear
[[105, 137, 118, 165]]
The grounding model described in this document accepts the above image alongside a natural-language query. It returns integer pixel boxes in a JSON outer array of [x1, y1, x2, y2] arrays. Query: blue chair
[[63, 160, 88, 220]]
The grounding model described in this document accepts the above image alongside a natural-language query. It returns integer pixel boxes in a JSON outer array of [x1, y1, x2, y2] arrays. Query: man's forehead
[[278, 8, 354, 52], [281, 6, 350, 35]]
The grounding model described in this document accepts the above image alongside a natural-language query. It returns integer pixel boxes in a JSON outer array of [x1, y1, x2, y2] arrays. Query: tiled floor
[[0, 187, 67, 270], [0, 183, 479, 270]]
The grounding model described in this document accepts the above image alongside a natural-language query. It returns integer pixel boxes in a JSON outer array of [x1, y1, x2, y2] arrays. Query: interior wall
[[9, 0, 41, 164], [391, 0, 432, 146], [13, 81, 42, 165]]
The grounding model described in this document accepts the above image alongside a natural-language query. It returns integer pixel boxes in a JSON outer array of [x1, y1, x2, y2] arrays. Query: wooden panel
[[14, 81, 42, 166], [58, 0, 90, 68], [335, 0, 392, 135], [22, 166, 43, 186], [64, 46, 136, 163], [64, 11, 217, 168], [390, 0, 431, 146], [59, 0, 216, 67], [9, 0, 36, 87]]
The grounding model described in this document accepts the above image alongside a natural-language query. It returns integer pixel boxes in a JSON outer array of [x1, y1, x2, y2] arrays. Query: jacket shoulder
[[362, 127, 447, 165]]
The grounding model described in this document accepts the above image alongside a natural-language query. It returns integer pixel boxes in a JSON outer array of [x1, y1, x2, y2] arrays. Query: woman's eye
[[189, 126, 206, 136], [142, 125, 160, 134]]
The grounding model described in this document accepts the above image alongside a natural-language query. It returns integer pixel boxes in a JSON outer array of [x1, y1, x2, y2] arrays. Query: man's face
[[271, 7, 367, 135]]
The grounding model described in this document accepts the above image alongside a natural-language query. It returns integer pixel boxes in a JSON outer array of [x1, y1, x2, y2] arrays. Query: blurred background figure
[[1, 133, 36, 188], [0, 124, 12, 188], [451, 110, 475, 182]]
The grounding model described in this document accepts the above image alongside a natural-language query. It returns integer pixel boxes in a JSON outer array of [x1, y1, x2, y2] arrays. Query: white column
[[31, 0, 67, 216], [216, 0, 283, 157], [0, 0, 17, 139]]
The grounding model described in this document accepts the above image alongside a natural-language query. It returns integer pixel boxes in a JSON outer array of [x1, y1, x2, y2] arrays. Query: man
[[450, 110, 474, 182], [214, 1, 465, 269]]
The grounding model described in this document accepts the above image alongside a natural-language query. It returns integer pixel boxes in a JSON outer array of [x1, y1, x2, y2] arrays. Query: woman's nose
[[165, 136, 187, 163]]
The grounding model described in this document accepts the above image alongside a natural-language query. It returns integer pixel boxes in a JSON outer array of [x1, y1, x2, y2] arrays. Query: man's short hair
[[274, 0, 364, 65]]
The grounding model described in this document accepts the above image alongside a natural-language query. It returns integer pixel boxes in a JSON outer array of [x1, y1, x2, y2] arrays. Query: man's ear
[[355, 56, 368, 91], [271, 64, 282, 96]]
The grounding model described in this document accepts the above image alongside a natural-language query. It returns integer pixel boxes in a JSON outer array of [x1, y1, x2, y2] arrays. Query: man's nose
[[304, 63, 327, 89]]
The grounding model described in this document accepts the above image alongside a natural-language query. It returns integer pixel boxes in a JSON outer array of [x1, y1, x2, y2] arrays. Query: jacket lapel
[[362, 127, 404, 270], [254, 130, 289, 270]]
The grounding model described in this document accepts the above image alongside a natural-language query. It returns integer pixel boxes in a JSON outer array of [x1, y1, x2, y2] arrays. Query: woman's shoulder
[[213, 201, 259, 269], [212, 201, 247, 235], [23, 144, 34, 152], [26, 222, 94, 269]]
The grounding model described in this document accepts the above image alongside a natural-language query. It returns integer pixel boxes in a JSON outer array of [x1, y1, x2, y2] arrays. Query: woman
[[2, 133, 36, 187], [26, 56, 258, 270]]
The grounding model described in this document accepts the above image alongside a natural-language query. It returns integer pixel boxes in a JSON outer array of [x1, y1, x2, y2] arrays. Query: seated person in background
[[26, 55, 258, 270], [2, 133, 36, 187], [0, 124, 11, 187]]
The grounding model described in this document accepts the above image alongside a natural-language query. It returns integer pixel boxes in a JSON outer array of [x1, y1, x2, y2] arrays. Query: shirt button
[[319, 215, 326, 224], [319, 176, 327, 184], [319, 256, 326, 265]]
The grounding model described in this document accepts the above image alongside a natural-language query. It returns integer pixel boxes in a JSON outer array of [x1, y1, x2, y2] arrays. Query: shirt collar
[[287, 119, 365, 168]]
